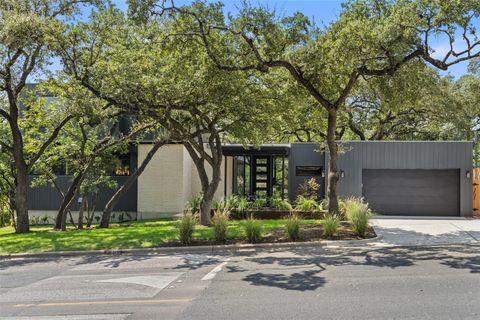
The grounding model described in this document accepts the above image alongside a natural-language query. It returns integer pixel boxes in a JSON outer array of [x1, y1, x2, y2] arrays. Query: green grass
[[0, 218, 322, 254]]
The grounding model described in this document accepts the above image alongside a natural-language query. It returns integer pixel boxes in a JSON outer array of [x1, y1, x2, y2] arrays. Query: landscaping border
[[0, 234, 382, 259]]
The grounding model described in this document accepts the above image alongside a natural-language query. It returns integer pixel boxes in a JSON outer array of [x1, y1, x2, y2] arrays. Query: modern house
[[28, 140, 474, 220]]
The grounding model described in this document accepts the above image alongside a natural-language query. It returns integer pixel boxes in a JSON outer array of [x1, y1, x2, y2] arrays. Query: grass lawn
[[0, 219, 322, 254]]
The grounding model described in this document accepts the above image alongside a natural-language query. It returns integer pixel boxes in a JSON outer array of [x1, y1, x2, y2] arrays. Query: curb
[[0, 235, 383, 259]]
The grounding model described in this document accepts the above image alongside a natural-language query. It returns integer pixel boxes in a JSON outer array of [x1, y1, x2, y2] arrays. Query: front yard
[[0, 218, 375, 254]]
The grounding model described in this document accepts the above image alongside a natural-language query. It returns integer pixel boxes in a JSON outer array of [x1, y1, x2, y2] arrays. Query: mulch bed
[[165, 221, 376, 247], [262, 221, 376, 242]]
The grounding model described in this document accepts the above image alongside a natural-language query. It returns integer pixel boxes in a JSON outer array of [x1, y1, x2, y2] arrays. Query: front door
[[252, 156, 272, 198]]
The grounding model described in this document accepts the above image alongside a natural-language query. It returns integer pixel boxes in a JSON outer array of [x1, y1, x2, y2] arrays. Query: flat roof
[[222, 144, 290, 156]]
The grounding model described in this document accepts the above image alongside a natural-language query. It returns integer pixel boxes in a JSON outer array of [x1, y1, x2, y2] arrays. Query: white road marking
[[201, 259, 230, 281], [97, 274, 181, 289]]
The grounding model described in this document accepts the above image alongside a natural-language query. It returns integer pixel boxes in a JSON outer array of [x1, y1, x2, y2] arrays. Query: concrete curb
[[0, 234, 383, 259]]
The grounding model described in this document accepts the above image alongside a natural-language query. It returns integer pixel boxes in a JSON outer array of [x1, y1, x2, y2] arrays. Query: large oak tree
[[149, 0, 480, 213]]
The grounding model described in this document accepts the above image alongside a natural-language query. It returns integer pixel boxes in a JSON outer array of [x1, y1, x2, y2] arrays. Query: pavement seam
[[450, 222, 480, 241]]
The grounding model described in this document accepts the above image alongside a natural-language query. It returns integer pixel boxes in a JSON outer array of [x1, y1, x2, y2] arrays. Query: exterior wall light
[[340, 171, 345, 178], [466, 170, 471, 179]]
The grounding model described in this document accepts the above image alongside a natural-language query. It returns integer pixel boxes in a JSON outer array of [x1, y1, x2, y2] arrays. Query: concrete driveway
[[371, 216, 480, 246]]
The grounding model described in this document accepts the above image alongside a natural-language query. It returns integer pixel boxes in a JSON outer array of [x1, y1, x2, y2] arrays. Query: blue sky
[[50, 0, 476, 79]]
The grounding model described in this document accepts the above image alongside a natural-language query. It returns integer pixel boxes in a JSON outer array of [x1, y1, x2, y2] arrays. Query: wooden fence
[[474, 168, 480, 215]]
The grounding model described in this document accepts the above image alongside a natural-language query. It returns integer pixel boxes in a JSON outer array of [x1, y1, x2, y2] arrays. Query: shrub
[[225, 195, 239, 209], [213, 195, 239, 212], [243, 218, 263, 243], [236, 196, 250, 212], [321, 198, 347, 217], [186, 193, 203, 214], [322, 214, 340, 238], [212, 208, 230, 243], [295, 196, 318, 212], [0, 210, 12, 228], [212, 199, 224, 211], [297, 177, 320, 200], [178, 210, 198, 245], [272, 197, 292, 210], [285, 213, 301, 241], [344, 198, 372, 238], [251, 197, 266, 209]]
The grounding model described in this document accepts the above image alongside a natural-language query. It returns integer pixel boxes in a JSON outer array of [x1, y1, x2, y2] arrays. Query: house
[[28, 140, 474, 220]]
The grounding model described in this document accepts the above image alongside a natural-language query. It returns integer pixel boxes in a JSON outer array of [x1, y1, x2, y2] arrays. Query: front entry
[[251, 156, 273, 199]]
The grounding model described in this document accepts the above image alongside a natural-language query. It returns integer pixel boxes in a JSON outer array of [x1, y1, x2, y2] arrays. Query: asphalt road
[[1, 245, 479, 319]]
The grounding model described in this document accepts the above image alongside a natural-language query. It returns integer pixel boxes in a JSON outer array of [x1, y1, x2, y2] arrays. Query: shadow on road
[[235, 244, 480, 291]]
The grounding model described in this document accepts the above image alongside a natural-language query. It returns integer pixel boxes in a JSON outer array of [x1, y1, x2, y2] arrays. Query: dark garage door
[[362, 169, 460, 216]]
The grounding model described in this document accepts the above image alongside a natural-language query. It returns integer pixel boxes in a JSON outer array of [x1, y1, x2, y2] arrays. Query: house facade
[[28, 140, 474, 221]]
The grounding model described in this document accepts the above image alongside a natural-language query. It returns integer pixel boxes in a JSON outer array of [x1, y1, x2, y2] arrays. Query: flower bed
[[228, 209, 328, 220]]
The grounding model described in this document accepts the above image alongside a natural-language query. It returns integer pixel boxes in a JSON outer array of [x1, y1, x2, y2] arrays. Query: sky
[[49, 0, 477, 79]]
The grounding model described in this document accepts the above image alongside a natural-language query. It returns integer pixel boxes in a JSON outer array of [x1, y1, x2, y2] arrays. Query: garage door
[[362, 169, 460, 216]]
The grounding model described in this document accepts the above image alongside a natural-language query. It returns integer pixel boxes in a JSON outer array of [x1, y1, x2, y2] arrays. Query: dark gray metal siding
[[28, 176, 138, 212], [335, 141, 473, 217], [362, 169, 460, 216], [288, 143, 325, 202]]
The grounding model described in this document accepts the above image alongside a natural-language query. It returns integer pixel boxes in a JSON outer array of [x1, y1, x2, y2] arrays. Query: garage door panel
[[362, 169, 460, 216]]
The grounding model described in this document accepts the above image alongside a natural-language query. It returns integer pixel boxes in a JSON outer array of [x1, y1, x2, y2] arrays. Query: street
[[1, 245, 479, 320]]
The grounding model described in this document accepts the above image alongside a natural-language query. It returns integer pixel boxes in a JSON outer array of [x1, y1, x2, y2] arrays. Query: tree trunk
[[86, 193, 98, 228], [54, 174, 82, 230], [14, 164, 29, 233], [100, 140, 165, 228], [78, 196, 86, 229], [326, 109, 340, 215], [9, 194, 16, 231], [186, 151, 222, 226], [199, 169, 221, 226]]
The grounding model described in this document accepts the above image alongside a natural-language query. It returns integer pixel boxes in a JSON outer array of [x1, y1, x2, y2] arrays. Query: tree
[[32, 82, 159, 230], [54, 8, 275, 225], [345, 61, 443, 140], [0, 0, 99, 233], [152, 0, 480, 213]]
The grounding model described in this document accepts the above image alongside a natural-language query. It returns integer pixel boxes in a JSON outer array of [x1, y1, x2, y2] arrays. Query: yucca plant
[[251, 197, 266, 209], [272, 197, 292, 210], [186, 193, 203, 214], [295, 196, 318, 212], [237, 196, 250, 212]]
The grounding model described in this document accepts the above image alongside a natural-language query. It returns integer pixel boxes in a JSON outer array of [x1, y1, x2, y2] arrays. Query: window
[[113, 153, 131, 176], [296, 166, 323, 176], [233, 156, 251, 196]]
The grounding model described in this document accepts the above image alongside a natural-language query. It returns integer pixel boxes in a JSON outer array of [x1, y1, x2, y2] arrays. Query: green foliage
[[345, 198, 372, 238], [295, 196, 318, 212], [177, 211, 198, 245], [322, 214, 340, 239], [285, 213, 301, 241], [251, 197, 267, 209], [211, 208, 230, 243], [0, 209, 12, 228], [0, 218, 324, 254], [213, 195, 239, 212], [243, 218, 263, 243], [186, 193, 203, 214], [236, 196, 250, 212], [271, 197, 292, 210], [297, 178, 320, 200]]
